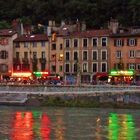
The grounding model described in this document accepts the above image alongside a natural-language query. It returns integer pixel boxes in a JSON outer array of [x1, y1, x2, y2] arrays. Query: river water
[[0, 106, 140, 140]]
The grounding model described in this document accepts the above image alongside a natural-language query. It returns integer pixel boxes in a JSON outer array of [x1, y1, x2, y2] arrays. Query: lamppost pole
[[76, 58, 81, 86]]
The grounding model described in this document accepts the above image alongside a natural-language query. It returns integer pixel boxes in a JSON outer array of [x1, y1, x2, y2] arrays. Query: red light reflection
[[40, 113, 51, 140], [11, 112, 34, 140]]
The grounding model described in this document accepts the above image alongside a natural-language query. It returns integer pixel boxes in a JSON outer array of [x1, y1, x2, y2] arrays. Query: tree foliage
[[0, 0, 139, 28]]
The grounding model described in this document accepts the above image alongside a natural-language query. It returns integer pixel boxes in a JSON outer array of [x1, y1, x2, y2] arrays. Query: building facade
[[13, 34, 49, 77], [64, 29, 111, 84], [0, 29, 17, 79], [109, 28, 140, 83]]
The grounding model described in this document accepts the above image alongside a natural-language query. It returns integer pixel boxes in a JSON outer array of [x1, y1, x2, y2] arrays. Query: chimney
[[48, 20, 53, 27], [108, 18, 119, 33], [76, 19, 80, 32], [81, 21, 86, 31]]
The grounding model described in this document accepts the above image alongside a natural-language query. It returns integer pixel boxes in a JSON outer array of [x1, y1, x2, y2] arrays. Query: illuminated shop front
[[109, 70, 134, 84]]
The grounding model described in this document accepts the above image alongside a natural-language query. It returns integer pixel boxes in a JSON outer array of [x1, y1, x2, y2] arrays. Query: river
[[0, 106, 140, 140]]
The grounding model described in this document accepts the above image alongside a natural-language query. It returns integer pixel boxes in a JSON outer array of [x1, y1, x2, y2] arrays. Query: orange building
[[109, 28, 140, 83]]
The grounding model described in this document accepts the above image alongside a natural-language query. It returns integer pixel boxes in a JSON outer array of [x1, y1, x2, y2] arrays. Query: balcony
[[13, 58, 20, 64], [32, 58, 38, 64], [39, 58, 46, 63], [22, 58, 29, 64]]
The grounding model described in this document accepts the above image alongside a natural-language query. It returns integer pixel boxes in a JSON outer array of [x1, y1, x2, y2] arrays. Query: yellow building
[[49, 33, 64, 80], [13, 34, 49, 77]]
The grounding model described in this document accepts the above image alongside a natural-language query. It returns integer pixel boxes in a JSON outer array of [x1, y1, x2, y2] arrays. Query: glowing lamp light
[[12, 72, 32, 77]]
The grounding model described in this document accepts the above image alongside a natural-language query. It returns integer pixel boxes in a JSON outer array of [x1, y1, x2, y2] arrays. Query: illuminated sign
[[12, 72, 32, 77], [33, 71, 49, 77], [110, 70, 134, 76]]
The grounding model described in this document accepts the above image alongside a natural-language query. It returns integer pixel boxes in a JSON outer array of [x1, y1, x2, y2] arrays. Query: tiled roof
[[0, 29, 17, 36], [110, 32, 140, 37], [69, 29, 111, 38], [14, 34, 49, 42]]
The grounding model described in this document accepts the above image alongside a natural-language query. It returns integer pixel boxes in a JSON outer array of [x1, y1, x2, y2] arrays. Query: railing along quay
[[0, 85, 140, 94]]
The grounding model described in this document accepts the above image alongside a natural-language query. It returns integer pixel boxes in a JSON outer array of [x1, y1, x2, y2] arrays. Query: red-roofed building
[[13, 34, 49, 76], [0, 29, 17, 79], [63, 29, 111, 84]]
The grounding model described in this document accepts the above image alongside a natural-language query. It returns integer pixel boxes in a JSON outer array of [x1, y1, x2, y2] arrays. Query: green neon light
[[110, 70, 134, 76]]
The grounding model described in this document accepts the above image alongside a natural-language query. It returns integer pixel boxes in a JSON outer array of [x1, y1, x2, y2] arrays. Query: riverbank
[[0, 85, 140, 108], [25, 91, 140, 109]]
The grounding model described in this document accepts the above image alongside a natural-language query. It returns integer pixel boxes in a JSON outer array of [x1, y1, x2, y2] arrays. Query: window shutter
[[135, 39, 137, 46], [127, 39, 129, 46], [114, 39, 116, 46]]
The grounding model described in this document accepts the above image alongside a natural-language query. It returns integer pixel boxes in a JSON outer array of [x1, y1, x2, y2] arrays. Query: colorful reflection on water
[[10, 111, 51, 140], [0, 107, 140, 139], [108, 113, 136, 140]]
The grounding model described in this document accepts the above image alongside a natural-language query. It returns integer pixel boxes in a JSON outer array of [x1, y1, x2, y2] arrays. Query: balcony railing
[[22, 58, 29, 64], [39, 58, 46, 63], [13, 58, 20, 64], [32, 58, 38, 64]]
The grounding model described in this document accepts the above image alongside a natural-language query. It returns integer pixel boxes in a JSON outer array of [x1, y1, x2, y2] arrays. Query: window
[[83, 38, 88, 47], [116, 50, 122, 58], [41, 63, 46, 71], [15, 42, 20, 48], [83, 63, 88, 72], [24, 52, 28, 59], [92, 63, 97, 72], [51, 65, 56, 72], [66, 39, 70, 48], [114, 39, 124, 47], [24, 42, 28, 48], [127, 39, 137, 46], [33, 42, 37, 47], [101, 50, 107, 60], [0, 50, 8, 59], [73, 63, 78, 72], [33, 52, 37, 59], [41, 51, 45, 59], [101, 37, 107, 47], [93, 51, 98, 60], [128, 63, 135, 70], [16, 52, 19, 59], [41, 41, 45, 47], [0, 64, 8, 73], [129, 50, 135, 58], [65, 64, 69, 72], [60, 43, 63, 50], [52, 43, 56, 50], [93, 38, 98, 47], [74, 51, 78, 60], [66, 52, 70, 61], [101, 63, 107, 72], [59, 65, 63, 72], [83, 51, 88, 60], [73, 39, 78, 47], [137, 64, 140, 70]]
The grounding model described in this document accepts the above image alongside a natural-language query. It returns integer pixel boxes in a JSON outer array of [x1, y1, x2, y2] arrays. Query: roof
[[0, 29, 17, 36], [69, 29, 111, 38], [14, 34, 49, 42], [110, 32, 140, 37]]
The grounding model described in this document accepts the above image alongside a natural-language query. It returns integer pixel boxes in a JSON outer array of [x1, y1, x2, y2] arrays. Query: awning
[[94, 72, 108, 77]]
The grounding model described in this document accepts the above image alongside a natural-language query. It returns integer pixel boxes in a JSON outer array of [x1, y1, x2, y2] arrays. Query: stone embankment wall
[[25, 91, 140, 108]]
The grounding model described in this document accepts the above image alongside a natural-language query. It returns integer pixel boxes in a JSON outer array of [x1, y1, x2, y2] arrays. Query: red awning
[[95, 72, 108, 77]]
